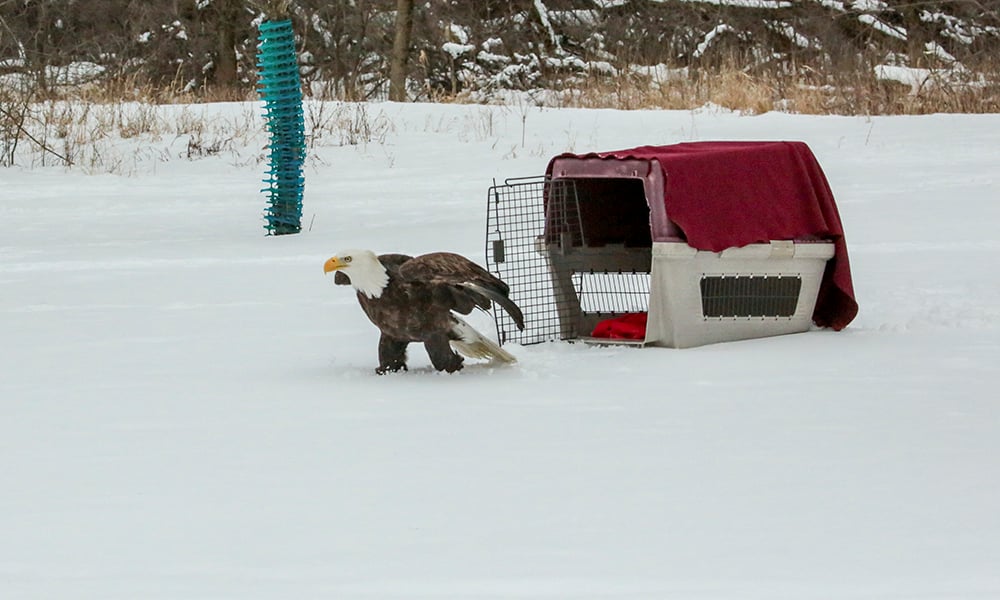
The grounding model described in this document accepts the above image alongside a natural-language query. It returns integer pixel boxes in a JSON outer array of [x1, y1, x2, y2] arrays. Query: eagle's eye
[[344, 256, 352, 263]]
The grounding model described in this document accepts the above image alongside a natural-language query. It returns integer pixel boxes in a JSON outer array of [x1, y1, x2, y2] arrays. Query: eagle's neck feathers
[[349, 253, 390, 299]]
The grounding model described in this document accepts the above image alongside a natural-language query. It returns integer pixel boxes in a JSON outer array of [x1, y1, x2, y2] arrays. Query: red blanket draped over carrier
[[547, 141, 859, 335]]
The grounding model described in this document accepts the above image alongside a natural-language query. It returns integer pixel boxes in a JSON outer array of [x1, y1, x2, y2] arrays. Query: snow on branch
[[858, 14, 908, 41], [694, 24, 735, 58], [651, 0, 793, 8], [533, 0, 563, 53]]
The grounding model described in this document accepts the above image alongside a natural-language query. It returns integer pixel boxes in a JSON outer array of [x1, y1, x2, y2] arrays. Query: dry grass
[[3, 61, 997, 172], [1, 73, 399, 172], [514, 59, 1000, 116]]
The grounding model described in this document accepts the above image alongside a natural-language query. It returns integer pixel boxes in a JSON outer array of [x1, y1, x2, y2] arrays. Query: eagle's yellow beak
[[323, 257, 346, 274]]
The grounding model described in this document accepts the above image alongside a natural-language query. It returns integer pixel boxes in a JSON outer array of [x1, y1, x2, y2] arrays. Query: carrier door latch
[[492, 239, 506, 263]]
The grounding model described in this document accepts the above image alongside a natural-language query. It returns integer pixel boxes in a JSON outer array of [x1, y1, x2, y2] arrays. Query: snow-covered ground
[[2, 101, 999, 599]]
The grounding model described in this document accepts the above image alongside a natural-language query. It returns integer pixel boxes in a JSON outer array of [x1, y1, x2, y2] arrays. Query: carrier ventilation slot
[[573, 271, 651, 315], [700, 275, 801, 318]]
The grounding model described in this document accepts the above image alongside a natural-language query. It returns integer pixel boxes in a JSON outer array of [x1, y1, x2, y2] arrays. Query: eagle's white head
[[323, 249, 389, 298]]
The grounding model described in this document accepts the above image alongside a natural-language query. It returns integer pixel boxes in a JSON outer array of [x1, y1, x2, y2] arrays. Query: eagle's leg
[[424, 334, 464, 373], [376, 334, 409, 375]]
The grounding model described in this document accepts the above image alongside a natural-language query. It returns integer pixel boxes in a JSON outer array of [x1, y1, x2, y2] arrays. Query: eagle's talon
[[375, 364, 407, 375]]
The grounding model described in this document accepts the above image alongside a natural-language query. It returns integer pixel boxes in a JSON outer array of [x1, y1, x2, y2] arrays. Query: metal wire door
[[485, 177, 580, 345]]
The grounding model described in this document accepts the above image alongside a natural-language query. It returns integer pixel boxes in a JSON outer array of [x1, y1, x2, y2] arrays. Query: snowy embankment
[[2, 102, 999, 599]]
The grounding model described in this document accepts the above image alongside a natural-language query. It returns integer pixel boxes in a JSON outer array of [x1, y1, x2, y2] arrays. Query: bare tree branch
[[0, 103, 74, 166]]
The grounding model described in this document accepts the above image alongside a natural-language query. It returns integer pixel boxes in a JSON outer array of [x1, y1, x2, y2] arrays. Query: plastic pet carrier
[[486, 141, 858, 348]]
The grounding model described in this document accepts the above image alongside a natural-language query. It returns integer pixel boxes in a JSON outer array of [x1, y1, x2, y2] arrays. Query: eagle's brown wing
[[397, 252, 524, 330], [376, 253, 415, 269]]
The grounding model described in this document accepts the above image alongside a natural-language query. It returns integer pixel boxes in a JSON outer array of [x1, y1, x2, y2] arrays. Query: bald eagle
[[324, 250, 525, 374]]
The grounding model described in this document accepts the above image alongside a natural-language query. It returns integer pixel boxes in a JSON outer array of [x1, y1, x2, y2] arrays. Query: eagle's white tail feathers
[[450, 317, 517, 364]]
